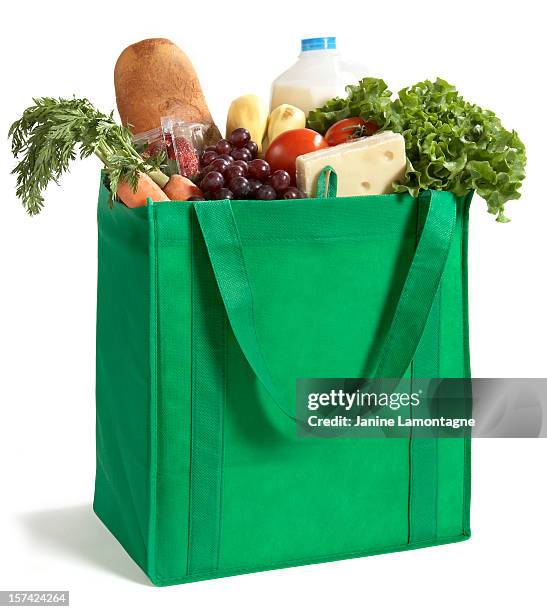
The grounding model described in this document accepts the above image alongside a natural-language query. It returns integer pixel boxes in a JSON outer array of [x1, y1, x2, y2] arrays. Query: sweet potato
[[114, 38, 221, 143]]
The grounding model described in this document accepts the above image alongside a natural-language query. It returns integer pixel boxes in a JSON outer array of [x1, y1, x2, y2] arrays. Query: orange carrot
[[163, 174, 203, 201], [117, 172, 170, 208]]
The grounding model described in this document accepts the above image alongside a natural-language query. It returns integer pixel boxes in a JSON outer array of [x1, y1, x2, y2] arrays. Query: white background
[[1, 0, 546, 609]]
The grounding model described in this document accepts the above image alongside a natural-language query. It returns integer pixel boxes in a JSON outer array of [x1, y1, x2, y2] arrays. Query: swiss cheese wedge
[[296, 131, 407, 197]]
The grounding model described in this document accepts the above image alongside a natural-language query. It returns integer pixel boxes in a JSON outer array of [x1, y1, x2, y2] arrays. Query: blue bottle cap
[[301, 37, 336, 52]]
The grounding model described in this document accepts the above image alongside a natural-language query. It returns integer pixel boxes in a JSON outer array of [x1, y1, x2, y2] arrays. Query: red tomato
[[265, 128, 329, 182], [325, 118, 379, 146]]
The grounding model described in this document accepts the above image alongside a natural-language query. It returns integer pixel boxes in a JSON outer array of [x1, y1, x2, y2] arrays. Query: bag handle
[[193, 189, 457, 421], [315, 165, 338, 198]]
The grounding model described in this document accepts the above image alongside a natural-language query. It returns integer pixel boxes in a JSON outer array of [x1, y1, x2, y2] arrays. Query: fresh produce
[[163, 174, 203, 201], [264, 128, 328, 182], [248, 159, 271, 180], [9, 39, 527, 220], [232, 147, 252, 162], [201, 171, 225, 192], [282, 187, 303, 199], [256, 185, 277, 200], [269, 170, 291, 192], [246, 141, 259, 157], [296, 131, 406, 198], [226, 94, 268, 153], [116, 173, 170, 207], [324, 117, 379, 146], [8, 97, 170, 214], [267, 104, 306, 146], [197, 128, 304, 200], [228, 176, 251, 199], [114, 38, 221, 143], [307, 78, 394, 135], [308, 77, 527, 221]]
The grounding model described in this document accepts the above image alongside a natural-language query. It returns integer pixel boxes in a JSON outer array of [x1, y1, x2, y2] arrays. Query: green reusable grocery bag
[[94, 171, 472, 586]]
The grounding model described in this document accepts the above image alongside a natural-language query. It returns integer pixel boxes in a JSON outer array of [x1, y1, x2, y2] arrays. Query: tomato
[[265, 128, 329, 182], [325, 118, 379, 146]]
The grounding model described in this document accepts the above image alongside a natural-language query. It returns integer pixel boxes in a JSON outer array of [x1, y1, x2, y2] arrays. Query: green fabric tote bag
[[94, 171, 472, 586]]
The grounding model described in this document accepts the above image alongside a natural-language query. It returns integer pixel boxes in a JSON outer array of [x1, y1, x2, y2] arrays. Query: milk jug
[[270, 37, 363, 115]]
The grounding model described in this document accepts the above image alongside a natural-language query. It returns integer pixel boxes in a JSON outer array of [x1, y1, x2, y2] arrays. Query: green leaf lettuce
[[307, 78, 527, 221]]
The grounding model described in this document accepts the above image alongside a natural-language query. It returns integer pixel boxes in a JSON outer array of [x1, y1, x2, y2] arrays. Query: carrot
[[117, 172, 170, 208], [163, 174, 203, 201], [9, 97, 172, 216]]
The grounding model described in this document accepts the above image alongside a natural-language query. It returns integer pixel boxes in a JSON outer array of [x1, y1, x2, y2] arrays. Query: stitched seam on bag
[[153, 214, 159, 578], [186, 212, 226, 576], [407, 195, 421, 545], [407, 195, 445, 545], [153, 534, 469, 583], [408, 361, 414, 544], [186, 214, 195, 576], [155, 233, 413, 246], [235, 232, 413, 243], [461, 192, 473, 536], [434, 284, 440, 538], [147, 203, 159, 580], [460, 200, 467, 536], [216, 317, 227, 570]]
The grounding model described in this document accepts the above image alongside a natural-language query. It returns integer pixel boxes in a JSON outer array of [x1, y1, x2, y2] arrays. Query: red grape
[[228, 176, 252, 199], [270, 170, 291, 192], [230, 128, 251, 148], [248, 159, 270, 180], [211, 188, 234, 200], [231, 147, 252, 162], [232, 160, 249, 175], [208, 158, 230, 174], [246, 141, 258, 158], [282, 187, 304, 199], [224, 163, 245, 181], [247, 178, 262, 196], [201, 150, 218, 166], [205, 145, 217, 152], [218, 154, 234, 163], [201, 171, 224, 192], [216, 139, 232, 155], [257, 184, 277, 200], [187, 195, 206, 201]]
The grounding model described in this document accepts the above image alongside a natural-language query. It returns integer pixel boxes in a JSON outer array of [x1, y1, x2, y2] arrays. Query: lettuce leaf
[[307, 78, 398, 134], [307, 77, 527, 221]]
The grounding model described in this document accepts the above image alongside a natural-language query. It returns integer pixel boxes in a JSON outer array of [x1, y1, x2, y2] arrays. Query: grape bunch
[[187, 128, 304, 202]]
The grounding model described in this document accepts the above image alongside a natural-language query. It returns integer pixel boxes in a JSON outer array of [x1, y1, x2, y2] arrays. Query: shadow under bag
[[94, 175, 472, 586]]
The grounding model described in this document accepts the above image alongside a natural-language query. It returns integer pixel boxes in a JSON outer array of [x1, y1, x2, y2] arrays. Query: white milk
[[270, 37, 363, 115]]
